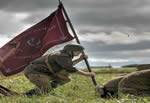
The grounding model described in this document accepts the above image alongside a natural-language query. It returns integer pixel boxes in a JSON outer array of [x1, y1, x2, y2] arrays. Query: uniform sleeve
[[54, 56, 78, 73]]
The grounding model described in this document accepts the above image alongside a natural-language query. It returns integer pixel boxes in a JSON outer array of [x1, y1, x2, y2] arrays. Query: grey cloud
[[64, 0, 150, 34], [83, 45, 150, 67], [1, 0, 150, 66], [0, 13, 24, 35], [65, 0, 149, 9], [1, 0, 57, 12], [102, 41, 150, 51], [22, 12, 49, 24], [87, 50, 150, 60], [82, 40, 150, 52], [73, 8, 150, 33], [2, 0, 150, 33]]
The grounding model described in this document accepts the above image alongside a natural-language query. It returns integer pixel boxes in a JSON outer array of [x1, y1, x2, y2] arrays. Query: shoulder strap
[[45, 53, 55, 74]]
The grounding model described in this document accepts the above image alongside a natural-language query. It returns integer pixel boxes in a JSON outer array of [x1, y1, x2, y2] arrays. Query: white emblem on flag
[[27, 38, 41, 48]]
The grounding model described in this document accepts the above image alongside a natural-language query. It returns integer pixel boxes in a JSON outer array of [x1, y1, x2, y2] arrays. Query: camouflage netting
[[137, 64, 150, 71], [118, 69, 150, 96]]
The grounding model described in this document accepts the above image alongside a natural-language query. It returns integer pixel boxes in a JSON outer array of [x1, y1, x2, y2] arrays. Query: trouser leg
[[24, 72, 52, 96], [24, 88, 41, 96], [51, 81, 64, 88], [51, 71, 71, 88]]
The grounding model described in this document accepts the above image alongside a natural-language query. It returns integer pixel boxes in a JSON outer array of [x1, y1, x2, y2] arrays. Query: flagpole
[[59, 1, 97, 86]]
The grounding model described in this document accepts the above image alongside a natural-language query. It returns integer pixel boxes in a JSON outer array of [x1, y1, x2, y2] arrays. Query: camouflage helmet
[[63, 44, 84, 51]]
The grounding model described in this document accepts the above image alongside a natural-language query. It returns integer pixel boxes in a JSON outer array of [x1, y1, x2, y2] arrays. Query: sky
[[0, 0, 150, 68]]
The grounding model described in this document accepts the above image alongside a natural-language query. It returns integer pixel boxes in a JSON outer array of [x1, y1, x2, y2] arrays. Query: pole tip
[[58, 0, 62, 5], [58, 0, 61, 3]]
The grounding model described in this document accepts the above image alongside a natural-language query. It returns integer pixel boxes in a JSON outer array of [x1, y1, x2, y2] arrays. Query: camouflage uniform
[[98, 76, 124, 98], [99, 70, 150, 98], [24, 44, 84, 96], [118, 70, 150, 96]]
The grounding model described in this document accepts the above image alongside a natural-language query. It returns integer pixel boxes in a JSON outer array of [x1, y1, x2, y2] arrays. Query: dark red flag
[[0, 6, 74, 76]]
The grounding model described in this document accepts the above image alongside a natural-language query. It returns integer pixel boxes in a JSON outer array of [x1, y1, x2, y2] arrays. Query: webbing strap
[[45, 53, 55, 74]]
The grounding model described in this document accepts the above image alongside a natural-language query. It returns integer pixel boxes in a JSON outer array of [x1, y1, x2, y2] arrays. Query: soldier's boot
[[51, 80, 64, 88], [24, 88, 41, 96]]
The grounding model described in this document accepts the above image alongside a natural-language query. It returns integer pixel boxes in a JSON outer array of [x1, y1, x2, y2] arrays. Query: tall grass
[[0, 67, 149, 103]]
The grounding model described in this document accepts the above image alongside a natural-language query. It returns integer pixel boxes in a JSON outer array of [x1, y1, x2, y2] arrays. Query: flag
[[0, 5, 74, 76]]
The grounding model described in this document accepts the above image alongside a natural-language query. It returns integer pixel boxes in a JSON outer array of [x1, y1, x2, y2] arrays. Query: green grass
[[0, 67, 149, 103], [84, 67, 137, 73]]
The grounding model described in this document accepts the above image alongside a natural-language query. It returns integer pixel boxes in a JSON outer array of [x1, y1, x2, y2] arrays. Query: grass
[[0, 67, 150, 103]]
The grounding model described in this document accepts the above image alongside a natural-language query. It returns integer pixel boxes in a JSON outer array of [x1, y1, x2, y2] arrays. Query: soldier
[[24, 44, 95, 96], [118, 69, 150, 96], [98, 76, 124, 98], [99, 69, 150, 98]]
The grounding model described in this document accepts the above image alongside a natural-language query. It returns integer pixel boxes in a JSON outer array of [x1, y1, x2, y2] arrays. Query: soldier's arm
[[72, 55, 88, 65], [77, 70, 95, 76]]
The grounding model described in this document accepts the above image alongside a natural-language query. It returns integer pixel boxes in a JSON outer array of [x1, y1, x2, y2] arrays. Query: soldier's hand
[[79, 54, 88, 60], [88, 72, 96, 77]]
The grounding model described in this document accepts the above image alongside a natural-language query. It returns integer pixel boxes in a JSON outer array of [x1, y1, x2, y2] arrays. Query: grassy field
[[0, 67, 150, 103]]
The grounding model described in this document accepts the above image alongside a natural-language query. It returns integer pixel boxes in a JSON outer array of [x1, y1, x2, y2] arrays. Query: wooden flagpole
[[58, 1, 97, 86]]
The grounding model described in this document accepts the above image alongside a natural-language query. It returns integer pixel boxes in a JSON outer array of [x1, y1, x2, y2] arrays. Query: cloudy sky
[[1, 0, 150, 67]]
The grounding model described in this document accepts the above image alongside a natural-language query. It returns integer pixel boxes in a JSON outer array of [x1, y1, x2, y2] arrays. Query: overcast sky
[[1, 0, 150, 67]]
